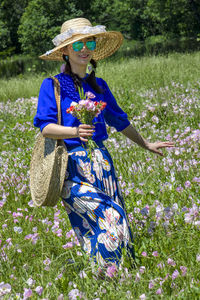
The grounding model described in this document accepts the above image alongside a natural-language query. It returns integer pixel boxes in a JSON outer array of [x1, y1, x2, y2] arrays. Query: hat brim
[[39, 31, 123, 61]]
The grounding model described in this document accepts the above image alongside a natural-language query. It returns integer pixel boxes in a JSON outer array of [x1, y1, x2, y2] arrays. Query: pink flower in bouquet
[[79, 99, 96, 111], [86, 100, 96, 111], [85, 91, 96, 99]]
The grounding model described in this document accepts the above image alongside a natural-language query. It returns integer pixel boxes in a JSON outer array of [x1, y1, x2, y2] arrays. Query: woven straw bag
[[30, 77, 68, 207]]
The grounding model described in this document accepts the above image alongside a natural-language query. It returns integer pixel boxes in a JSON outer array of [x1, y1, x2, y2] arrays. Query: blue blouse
[[34, 72, 130, 149]]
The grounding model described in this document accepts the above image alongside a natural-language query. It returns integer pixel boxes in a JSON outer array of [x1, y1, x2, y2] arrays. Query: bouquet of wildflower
[[66, 88, 106, 161]]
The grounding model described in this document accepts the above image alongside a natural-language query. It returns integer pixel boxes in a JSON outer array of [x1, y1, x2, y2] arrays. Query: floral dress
[[34, 72, 134, 268]]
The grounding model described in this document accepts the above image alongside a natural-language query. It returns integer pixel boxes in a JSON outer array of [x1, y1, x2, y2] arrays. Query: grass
[[0, 51, 199, 102], [0, 51, 200, 299]]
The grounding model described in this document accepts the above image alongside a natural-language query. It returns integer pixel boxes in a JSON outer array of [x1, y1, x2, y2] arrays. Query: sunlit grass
[[0, 51, 199, 102]]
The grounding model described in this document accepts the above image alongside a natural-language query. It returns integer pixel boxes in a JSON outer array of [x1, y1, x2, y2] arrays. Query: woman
[[34, 18, 173, 272]]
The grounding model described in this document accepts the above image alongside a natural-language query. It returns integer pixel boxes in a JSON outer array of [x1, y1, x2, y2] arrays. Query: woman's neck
[[70, 61, 87, 78]]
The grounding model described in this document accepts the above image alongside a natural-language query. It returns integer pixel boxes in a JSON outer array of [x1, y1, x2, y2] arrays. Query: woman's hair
[[63, 55, 103, 94]]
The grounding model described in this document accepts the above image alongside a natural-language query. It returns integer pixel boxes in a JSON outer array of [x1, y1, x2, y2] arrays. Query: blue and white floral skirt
[[61, 142, 134, 269]]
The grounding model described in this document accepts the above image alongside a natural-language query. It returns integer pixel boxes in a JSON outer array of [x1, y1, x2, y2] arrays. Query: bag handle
[[50, 76, 61, 125]]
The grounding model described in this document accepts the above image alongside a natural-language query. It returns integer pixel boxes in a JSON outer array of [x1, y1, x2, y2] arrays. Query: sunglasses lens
[[72, 41, 84, 52], [86, 41, 96, 51], [72, 40, 96, 52]]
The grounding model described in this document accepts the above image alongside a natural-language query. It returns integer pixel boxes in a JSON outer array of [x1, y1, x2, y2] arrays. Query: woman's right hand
[[77, 124, 95, 142]]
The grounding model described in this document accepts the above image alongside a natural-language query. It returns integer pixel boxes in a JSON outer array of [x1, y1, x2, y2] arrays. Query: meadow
[[0, 52, 200, 299]]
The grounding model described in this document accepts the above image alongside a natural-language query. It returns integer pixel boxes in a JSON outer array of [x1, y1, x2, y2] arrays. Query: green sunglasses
[[72, 40, 96, 52]]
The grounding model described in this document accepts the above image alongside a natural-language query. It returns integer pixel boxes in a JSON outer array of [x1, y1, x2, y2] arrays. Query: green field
[[0, 52, 200, 299]]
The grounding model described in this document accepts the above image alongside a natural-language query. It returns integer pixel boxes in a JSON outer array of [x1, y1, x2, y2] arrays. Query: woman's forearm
[[42, 123, 79, 139], [121, 124, 149, 149]]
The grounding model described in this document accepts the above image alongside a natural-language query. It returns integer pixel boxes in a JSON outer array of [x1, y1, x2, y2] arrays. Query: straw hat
[[40, 18, 123, 61]]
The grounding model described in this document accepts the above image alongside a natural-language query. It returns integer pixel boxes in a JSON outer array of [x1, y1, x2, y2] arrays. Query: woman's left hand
[[146, 141, 174, 156]]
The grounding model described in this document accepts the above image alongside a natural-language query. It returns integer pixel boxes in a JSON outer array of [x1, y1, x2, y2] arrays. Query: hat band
[[52, 25, 106, 47]]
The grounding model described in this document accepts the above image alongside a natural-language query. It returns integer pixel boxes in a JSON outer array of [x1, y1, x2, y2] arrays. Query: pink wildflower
[[66, 230, 74, 238], [176, 186, 184, 192], [14, 226, 23, 233], [0, 283, 11, 296], [106, 264, 118, 278], [23, 288, 32, 299], [149, 281, 155, 289], [172, 269, 179, 280], [24, 233, 39, 244], [62, 242, 74, 249], [193, 177, 200, 183], [68, 289, 83, 300], [43, 258, 51, 265], [43, 258, 51, 270], [180, 266, 187, 276], [157, 262, 165, 269], [135, 272, 141, 282], [184, 181, 191, 188], [156, 288, 163, 295], [55, 273, 63, 280], [139, 266, 146, 274], [167, 258, 176, 266], [152, 115, 159, 123], [163, 273, 170, 281], [26, 278, 35, 286], [79, 270, 87, 279], [152, 251, 159, 257], [35, 286, 43, 296]]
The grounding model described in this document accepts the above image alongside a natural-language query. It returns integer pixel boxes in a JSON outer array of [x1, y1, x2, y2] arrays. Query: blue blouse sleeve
[[101, 79, 130, 132], [33, 78, 58, 131]]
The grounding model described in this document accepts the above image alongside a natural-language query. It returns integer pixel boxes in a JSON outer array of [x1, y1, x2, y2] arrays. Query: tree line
[[0, 0, 200, 56]]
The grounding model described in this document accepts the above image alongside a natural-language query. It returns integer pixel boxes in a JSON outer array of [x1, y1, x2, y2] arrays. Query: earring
[[64, 55, 69, 61]]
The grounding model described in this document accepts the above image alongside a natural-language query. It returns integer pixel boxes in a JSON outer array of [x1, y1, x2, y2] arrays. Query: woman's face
[[63, 38, 95, 67]]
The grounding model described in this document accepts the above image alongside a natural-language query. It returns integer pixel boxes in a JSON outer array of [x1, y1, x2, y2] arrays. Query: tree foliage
[[88, 0, 200, 40], [0, 20, 11, 51], [0, 0, 28, 53], [146, 0, 200, 38], [0, 0, 199, 56], [18, 0, 83, 55]]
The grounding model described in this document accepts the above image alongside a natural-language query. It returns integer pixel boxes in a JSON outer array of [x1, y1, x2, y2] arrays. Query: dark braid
[[85, 59, 103, 94], [63, 54, 82, 91], [62, 55, 103, 94]]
